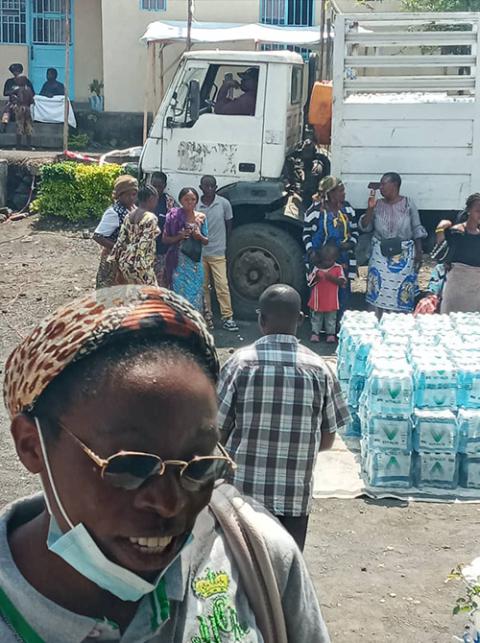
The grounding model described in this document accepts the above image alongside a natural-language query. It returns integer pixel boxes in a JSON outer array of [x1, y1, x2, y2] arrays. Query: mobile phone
[[368, 182, 381, 190]]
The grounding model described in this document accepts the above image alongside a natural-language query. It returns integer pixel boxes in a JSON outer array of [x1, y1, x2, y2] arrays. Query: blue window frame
[[260, 0, 314, 60], [0, 0, 27, 44], [32, 0, 67, 44], [260, 0, 313, 27], [140, 0, 166, 10]]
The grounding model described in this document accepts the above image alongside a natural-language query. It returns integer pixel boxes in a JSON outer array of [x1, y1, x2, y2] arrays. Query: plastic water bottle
[[347, 375, 366, 409], [366, 365, 414, 416], [364, 449, 412, 488], [350, 331, 382, 378], [415, 452, 459, 489], [416, 314, 452, 333], [413, 409, 458, 453], [413, 357, 458, 410], [457, 359, 480, 409], [364, 413, 412, 451], [342, 409, 362, 438], [366, 347, 408, 377], [458, 409, 480, 455], [459, 455, 480, 489], [380, 313, 416, 334]]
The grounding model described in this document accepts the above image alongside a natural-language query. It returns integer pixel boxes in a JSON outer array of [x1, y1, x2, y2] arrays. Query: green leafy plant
[[401, 0, 476, 10], [68, 133, 90, 151], [449, 564, 480, 616], [355, 0, 476, 8], [89, 79, 104, 97], [32, 161, 123, 222]]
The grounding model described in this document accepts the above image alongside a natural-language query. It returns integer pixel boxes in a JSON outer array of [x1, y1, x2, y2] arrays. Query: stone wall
[[0, 160, 7, 208], [6, 163, 36, 212], [75, 110, 149, 149]]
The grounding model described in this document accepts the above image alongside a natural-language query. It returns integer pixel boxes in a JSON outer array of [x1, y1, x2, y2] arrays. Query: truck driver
[[214, 67, 258, 116]]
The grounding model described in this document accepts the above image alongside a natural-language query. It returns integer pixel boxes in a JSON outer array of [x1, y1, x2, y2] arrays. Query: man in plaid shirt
[[218, 284, 349, 550]]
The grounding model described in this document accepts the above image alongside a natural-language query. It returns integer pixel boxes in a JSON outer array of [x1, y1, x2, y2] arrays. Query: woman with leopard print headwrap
[[1, 285, 329, 643]]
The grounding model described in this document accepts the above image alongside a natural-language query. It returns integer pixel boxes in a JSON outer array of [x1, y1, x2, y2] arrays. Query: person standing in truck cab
[[214, 67, 258, 116]]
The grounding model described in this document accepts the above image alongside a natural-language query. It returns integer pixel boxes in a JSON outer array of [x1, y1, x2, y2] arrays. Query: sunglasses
[[58, 422, 236, 491]]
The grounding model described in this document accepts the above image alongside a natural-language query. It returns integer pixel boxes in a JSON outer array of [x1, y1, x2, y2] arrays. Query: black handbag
[[380, 237, 402, 257], [180, 236, 202, 263]]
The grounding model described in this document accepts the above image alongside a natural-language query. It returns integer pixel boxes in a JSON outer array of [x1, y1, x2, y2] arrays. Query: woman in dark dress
[[1, 63, 34, 133], [441, 193, 480, 314]]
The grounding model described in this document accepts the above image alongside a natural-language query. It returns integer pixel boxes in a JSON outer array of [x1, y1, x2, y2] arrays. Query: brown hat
[[113, 175, 138, 200]]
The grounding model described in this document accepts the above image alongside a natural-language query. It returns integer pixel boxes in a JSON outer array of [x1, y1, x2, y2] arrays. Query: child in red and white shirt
[[307, 243, 347, 343]]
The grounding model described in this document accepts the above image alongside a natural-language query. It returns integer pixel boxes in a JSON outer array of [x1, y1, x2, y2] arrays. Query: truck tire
[[228, 223, 305, 320]]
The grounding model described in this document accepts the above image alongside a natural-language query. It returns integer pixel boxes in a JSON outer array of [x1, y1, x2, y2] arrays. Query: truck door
[[160, 61, 265, 197]]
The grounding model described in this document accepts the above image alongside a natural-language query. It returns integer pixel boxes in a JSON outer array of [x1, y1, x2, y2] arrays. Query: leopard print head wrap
[[3, 285, 219, 419]]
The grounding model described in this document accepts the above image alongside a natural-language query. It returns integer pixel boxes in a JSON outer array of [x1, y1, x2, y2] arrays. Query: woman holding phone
[[359, 172, 426, 317]]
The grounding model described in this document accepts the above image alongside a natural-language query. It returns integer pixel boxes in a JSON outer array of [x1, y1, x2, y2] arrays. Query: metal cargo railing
[[334, 12, 480, 95]]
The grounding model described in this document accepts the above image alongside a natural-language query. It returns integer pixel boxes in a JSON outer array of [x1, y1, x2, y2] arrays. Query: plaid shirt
[[217, 334, 349, 516]]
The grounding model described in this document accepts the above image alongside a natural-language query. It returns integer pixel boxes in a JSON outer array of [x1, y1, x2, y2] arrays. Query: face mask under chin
[[35, 417, 191, 602]]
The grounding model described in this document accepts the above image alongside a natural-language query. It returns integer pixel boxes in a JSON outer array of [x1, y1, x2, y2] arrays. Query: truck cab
[[140, 50, 309, 318], [141, 50, 305, 194]]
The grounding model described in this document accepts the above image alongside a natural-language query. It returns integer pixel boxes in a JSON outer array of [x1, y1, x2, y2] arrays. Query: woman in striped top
[[302, 176, 358, 316]]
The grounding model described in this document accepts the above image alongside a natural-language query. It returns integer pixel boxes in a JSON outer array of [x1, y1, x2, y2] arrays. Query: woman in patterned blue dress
[[359, 172, 426, 317], [163, 188, 209, 311]]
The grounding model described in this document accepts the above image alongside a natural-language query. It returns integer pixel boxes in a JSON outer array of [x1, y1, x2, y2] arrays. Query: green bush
[[68, 133, 90, 151], [33, 162, 123, 222]]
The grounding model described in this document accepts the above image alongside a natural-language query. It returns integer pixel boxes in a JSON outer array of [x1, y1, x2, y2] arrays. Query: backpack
[[209, 484, 288, 643]]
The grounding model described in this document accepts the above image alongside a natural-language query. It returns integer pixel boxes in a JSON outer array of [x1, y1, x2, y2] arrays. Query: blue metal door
[[30, 0, 74, 97]]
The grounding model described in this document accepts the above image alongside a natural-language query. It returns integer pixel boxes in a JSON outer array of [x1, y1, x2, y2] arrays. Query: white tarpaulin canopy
[[141, 20, 334, 47]]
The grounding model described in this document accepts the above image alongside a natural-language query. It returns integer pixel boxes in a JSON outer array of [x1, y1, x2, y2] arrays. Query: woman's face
[[468, 200, 480, 227], [180, 191, 198, 213], [328, 185, 345, 205], [152, 178, 166, 196], [119, 189, 138, 210], [379, 177, 398, 200], [145, 194, 159, 212], [40, 355, 218, 578]]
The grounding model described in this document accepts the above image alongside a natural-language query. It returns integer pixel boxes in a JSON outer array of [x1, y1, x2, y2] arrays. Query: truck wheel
[[228, 223, 305, 320]]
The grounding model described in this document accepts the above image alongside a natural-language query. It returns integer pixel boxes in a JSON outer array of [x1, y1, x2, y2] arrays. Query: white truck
[[140, 12, 480, 318]]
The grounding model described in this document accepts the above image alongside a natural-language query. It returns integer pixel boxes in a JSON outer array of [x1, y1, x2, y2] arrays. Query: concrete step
[[0, 121, 63, 150]]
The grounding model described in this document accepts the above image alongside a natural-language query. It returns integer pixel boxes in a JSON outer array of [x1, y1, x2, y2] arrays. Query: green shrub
[[33, 162, 123, 222], [68, 133, 90, 150]]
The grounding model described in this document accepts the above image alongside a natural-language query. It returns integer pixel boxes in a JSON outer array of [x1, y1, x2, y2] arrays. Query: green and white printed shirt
[[0, 492, 330, 642]]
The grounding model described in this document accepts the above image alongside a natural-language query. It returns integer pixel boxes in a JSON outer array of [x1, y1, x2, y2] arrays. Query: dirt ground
[[0, 215, 477, 642]]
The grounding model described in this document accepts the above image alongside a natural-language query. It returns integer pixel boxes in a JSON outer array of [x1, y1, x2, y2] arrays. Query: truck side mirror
[[187, 80, 200, 123]]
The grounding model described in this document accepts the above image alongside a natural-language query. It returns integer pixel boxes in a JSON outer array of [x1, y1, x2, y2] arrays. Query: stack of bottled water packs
[[337, 311, 480, 492]]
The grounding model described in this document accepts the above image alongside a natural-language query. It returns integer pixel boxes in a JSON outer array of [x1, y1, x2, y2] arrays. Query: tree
[[401, 0, 477, 10], [356, 0, 477, 9]]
